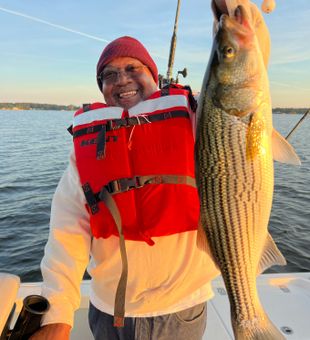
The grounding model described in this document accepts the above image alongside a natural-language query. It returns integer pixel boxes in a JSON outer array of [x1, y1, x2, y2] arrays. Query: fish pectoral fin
[[272, 128, 301, 165], [257, 233, 287, 275]]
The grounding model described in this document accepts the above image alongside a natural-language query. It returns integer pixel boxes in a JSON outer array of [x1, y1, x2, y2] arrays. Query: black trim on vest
[[82, 103, 91, 112], [82, 182, 99, 214], [96, 126, 106, 160], [160, 88, 170, 96], [183, 85, 198, 112], [73, 110, 189, 139], [67, 125, 73, 136]]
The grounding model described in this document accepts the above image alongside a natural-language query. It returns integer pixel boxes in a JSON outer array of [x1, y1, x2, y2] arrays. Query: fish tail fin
[[232, 312, 285, 340]]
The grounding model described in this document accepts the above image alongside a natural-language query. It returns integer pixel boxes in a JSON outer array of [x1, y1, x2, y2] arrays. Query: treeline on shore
[[272, 108, 308, 114], [0, 103, 79, 111], [0, 103, 308, 114]]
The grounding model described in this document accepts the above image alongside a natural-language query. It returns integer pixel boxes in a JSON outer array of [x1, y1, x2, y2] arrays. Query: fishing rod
[[167, 0, 181, 82], [159, 0, 187, 88], [285, 109, 309, 140]]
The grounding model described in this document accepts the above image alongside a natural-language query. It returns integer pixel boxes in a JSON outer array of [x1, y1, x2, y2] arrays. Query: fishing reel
[[175, 67, 187, 84], [158, 67, 188, 89]]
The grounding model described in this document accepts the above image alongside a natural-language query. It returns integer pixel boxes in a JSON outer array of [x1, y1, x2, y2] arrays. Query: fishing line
[[285, 109, 309, 140]]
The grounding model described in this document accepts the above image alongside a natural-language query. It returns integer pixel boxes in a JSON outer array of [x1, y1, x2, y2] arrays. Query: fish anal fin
[[257, 233, 286, 275], [272, 128, 301, 165]]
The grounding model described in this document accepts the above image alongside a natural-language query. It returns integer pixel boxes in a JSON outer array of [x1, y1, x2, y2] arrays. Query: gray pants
[[88, 302, 207, 340]]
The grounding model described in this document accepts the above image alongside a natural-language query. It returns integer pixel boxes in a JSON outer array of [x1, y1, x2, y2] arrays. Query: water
[[0, 110, 309, 282]]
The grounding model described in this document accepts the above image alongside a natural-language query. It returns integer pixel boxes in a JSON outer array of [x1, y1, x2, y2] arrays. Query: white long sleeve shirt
[[40, 150, 219, 328]]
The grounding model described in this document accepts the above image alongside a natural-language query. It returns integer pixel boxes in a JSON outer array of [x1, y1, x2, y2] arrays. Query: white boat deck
[[10, 272, 310, 339]]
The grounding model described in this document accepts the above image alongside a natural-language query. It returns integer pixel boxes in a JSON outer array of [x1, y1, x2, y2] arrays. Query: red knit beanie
[[96, 36, 158, 91]]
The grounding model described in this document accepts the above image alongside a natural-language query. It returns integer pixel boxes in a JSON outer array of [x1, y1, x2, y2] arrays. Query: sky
[[0, 0, 309, 108]]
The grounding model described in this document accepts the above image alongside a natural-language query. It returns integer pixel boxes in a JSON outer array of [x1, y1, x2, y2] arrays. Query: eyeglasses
[[98, 64, 148, 85]]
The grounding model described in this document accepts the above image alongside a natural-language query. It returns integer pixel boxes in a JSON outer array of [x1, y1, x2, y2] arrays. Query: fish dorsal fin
[[272, 129, 301, 165], [257, 233, 287, 275]]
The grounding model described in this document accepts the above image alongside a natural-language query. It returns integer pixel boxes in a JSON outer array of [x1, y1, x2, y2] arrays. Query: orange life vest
[[72, 88, 199, 245]]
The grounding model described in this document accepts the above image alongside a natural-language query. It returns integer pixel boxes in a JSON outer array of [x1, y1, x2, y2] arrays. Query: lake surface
[[0, 110, 309, 282]]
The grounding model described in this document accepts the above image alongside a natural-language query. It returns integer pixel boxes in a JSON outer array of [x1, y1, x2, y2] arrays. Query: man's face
[[100, 57, 158, 110]]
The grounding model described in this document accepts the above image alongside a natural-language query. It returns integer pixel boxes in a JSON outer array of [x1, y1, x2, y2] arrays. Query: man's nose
[[115, 70, 131, 84]]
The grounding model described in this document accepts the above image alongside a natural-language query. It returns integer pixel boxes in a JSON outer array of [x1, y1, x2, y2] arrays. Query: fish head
[[212, 0, 270, 67], [216, 6, 254, 61], [211, 5, 266, 117], [215, 5, 257, 72]]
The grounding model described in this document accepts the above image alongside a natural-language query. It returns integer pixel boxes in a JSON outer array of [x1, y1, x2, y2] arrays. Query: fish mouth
[[213, 1, 249, 27], [212, 0, 229, 22], [218, 5, 251, 35]]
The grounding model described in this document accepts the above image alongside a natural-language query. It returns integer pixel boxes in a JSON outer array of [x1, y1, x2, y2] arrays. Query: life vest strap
[[102, 175, 197, 196], [83, 175, 197, 216], [99, 187, 128, 328], [72, 110, 189, 139]]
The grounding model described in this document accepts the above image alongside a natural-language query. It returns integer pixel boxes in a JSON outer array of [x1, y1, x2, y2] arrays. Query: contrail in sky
[[0, 6, 110, 43], [0, 6, 166, 59]]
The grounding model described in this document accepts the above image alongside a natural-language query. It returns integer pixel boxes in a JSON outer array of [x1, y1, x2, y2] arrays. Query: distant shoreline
[[0, 103, 308, 114], [272, 108, 308, 114], [0, 103, 79, 111]]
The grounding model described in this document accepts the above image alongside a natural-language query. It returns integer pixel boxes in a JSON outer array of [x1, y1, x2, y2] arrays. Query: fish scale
[[198, 108, 269, 315]]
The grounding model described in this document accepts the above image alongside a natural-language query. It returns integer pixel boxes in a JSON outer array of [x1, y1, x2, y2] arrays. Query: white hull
[[4, 272, 310, 339]]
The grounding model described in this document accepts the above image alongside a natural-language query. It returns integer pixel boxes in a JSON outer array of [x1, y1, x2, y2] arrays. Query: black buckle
[[119, 176, 142, 192], [105, 181, 120, 194], [105, 177, 143, 194]]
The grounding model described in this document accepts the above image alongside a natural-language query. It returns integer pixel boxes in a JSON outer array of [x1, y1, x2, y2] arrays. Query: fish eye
[[222, 46, 235, 59]]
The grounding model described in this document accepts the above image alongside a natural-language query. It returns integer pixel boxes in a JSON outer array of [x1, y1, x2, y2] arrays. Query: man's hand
[[29, 323, 71, 340]]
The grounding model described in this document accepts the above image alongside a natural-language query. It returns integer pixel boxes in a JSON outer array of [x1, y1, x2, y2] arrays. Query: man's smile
[[118, 90, 138, 99]]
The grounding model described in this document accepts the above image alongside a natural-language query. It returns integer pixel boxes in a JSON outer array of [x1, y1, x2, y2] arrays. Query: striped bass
[[195, 4, 300, 340]]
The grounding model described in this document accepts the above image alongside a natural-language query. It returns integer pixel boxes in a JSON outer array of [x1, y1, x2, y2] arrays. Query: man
[[32, 3, 270, 338], [31, 36, 219, 340]]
